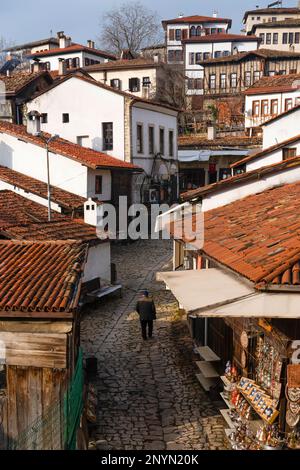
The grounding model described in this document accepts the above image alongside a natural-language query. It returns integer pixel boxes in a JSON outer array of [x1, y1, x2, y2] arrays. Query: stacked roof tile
[[0, 190, 98, 242], [176, 181, 300, 288], [0, 240, 87, 314], [0, 71, 52, 95], [0, 121, 140, 170], [0, 166, 86, 210], [244, 74, 300, 95]]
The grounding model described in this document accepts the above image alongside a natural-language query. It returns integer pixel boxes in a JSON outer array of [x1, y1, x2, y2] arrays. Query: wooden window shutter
[[182, 29, 188, 40], [169, 29, 175, 40]]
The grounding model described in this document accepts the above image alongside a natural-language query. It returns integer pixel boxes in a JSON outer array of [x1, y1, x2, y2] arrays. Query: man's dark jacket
[[136, 298, 156, 321]]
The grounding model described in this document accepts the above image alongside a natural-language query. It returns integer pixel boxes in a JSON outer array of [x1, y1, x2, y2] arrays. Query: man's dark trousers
[[141, 320, 153, 340]]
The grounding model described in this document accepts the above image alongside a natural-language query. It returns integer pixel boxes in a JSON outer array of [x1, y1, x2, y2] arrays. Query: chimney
[[6, 69, 11, 77], [87, 40, 95, 49], [32, 60, 42, 72], [207, 125, 216, 141], [84, 198, 104, 227], [27, 111, 41, 136], [58, 32, 71, 49], [153, 54, 159, 63], [58, 58, 67, 76], [178, 13, 184, 18], [213, 11, 218, 18]]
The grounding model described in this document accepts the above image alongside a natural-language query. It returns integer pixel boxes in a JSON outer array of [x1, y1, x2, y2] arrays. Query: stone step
[[196, 373, 216, 392], [196, 361, 219, 379], [196, 346, 220, 362]]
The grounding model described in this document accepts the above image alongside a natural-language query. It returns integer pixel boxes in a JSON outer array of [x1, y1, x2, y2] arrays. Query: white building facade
[[28, 33, 116, 71], [162, 14, 232, 65], [243, 7, 300, 35], [245, 76, 300, 129], [27, 75, 179, 203]]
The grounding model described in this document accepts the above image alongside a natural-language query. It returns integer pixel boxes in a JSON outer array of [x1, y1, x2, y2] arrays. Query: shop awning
[[157, 269, 300, 319], [178, 149, 250, 163]]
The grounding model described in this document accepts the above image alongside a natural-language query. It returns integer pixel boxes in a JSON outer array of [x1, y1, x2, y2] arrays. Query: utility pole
[[40, 134, 59, 221]]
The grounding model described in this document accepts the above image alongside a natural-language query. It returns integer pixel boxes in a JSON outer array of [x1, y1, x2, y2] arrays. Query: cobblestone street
[[81, 240, 226, 451]]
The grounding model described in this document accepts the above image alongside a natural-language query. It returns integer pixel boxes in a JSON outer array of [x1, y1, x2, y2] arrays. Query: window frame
[[282, 147, 297, 160], [159, 127, 165, 156], [261, 99, 269, 116], [102, 122, 113, 151], [285, 98, 293, 111], [209, 73, 216, 90], [148, 125, 155, 155], [136, 123, 144, 154], [270, 99, 278, 115], [230, 73, 237, 89], [95, 175, 103, 195], [252, 100, 260, 117], [169, 129, 174, 158], [62, 113, 69, 123], [220, 73, 227, 89]]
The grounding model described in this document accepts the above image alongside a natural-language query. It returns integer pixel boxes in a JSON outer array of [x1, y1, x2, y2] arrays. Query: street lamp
[[40, 134, 59, 221]]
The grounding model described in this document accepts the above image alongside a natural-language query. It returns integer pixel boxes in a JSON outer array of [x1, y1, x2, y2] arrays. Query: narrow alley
[[81, 240, 226, 451]]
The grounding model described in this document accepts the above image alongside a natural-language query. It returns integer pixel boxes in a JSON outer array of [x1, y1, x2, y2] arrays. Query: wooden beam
[[0, 332, 67, 369]]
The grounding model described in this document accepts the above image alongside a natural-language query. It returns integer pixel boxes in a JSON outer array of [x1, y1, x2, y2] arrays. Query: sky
[[0, 0, 298, 45]]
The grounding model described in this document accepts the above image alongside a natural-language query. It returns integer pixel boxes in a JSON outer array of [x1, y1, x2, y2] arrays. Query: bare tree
[[99, 1, 162, 55]]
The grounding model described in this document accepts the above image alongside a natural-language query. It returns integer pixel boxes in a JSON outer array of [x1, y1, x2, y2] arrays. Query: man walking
[[136, 290, 156, 340]]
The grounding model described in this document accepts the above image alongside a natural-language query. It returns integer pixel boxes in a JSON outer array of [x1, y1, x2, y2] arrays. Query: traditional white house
[[261, 103, 300, 148], [252, 18, 300, 52], [243, 6, 300, 35], [184, 34, 260, 96], [27, 74, 179, 203], [162, 14, 232, 65], [0, 119, 140, 211], [28, 32, 116, 72], [84, 57, 165, 100], [244, 74, 300, 129]]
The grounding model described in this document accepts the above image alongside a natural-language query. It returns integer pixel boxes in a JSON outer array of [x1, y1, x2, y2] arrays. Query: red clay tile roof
[[178, 134, 262, 149], [181, 156, 300, 201], [202, 181, 300, 287], [176, 180, 300, 288], [0, 166, 85, 210], [29, 43, 116, 60], [182, 33, 259, 44], [162, 15, 232, 27], [84, 58, 160, 72], [30, 73, 180, 112], [200, 48, 300, 65], [0, 190, 98, 242], [0, 121, 140, 171], [0, 240, 87, 314], [244, 74, 300, 95], [0, 71, 53, 95], [3, 220, 98, 242], [4, 37, 59, 53], [230, 133, 300, 168], [0, 190, 64, 227], [243, 8, 300, 22]]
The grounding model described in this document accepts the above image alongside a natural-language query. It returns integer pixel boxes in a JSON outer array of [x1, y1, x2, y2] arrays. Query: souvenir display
[[241, 350, 247, 369], [287, 429, 300, 450], [286, 409, 300, 428], [237, 377, 279, 425], [240, 331, 249, 350], [255, 337, 283, 400], [288, 401, 300, 415], [287, 364, 300, 388], [285, 384, 300, 403]]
